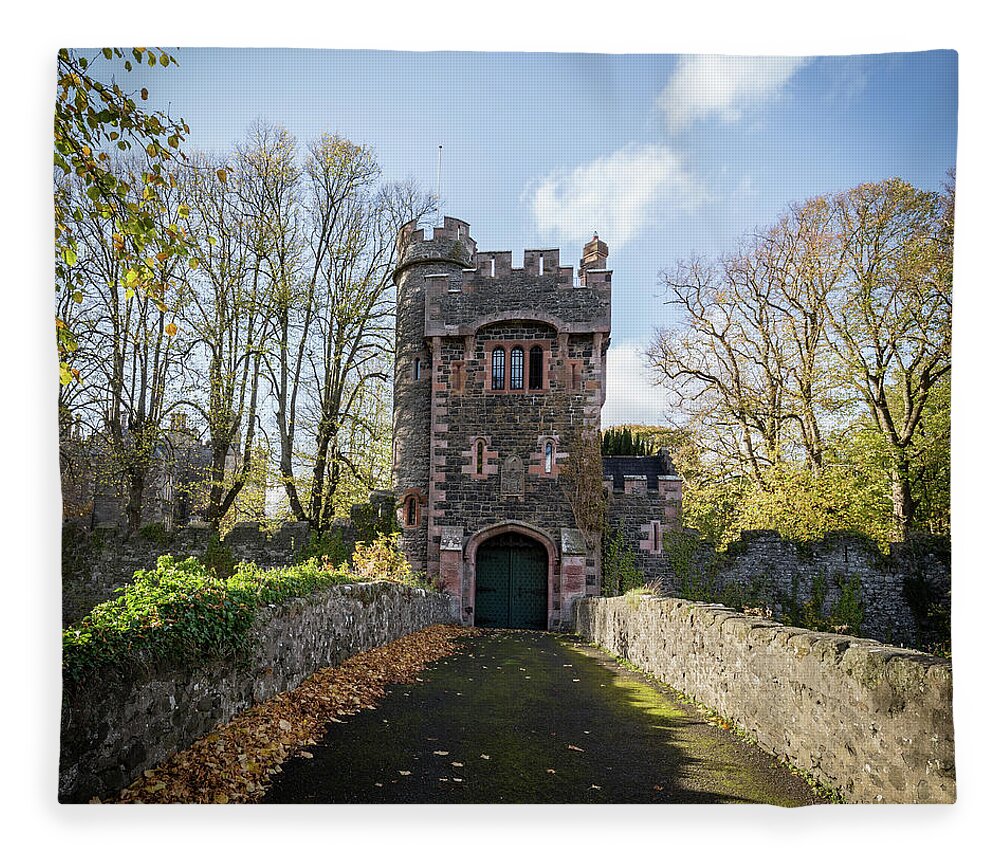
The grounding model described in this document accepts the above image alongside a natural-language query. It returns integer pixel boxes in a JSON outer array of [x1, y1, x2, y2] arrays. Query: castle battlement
[[394, 217, 613, 336], [395, 216, 477, 276], [424, 263, 611, 335], [396, 218, 614, 293]]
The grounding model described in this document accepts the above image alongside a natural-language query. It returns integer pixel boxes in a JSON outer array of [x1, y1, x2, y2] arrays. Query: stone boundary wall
[[575, 595, 955, 804], [61, 493, 397, 626], [59, 581, 458, 802], [62, 521, 310, 625], [652, 530, 950, 650]]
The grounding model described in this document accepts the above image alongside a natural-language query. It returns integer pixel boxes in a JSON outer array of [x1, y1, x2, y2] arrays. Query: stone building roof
[[602, 449, 677, 492]]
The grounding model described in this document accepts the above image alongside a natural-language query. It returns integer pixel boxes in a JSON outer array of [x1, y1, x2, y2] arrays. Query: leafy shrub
[[351, 496, 399, 544], [779, 571, 864, 636], [63, 527, 440, 685], [339, 533, 428, 589], [296, 528, 350, 567], [200, 532, 236, 578], [602, 527, 644, 596], [64, 552, 378, 685], [903, 569, 951, 656], [138, 521, 171, 544], [63, 556, 247, 684]]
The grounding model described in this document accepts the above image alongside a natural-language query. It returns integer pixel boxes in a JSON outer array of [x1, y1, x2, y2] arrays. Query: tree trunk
[[309, 424, 332, 530], [891, 459, 917, 538], [206, 442, 229, 526], [125, 470, 145, 533]]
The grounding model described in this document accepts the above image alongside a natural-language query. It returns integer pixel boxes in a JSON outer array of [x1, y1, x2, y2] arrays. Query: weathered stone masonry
[[59, 581, 458, 802], [636, 528, 950, 650], [603, 451, 683, 584], [576, 595, 955, 803], [392, 217, 625, 629]]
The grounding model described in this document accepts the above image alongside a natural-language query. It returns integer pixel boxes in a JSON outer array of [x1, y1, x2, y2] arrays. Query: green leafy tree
[[601, 425, 654, 455], [55, 48, 191, 386], [647, 175, 952, 546], [825, 179, 952, 535]]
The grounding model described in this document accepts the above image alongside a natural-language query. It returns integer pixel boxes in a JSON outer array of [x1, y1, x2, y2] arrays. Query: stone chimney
[[579, 232, 609, 274]]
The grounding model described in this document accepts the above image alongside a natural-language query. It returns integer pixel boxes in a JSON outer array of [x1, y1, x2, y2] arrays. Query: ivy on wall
[[561, 429, 606, 548], [601, 527, 644, 596]]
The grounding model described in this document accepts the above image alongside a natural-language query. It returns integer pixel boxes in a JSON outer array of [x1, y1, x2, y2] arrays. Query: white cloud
[[601, 340, 669, 427], [658, 55, 809, 134], [526, 143, 705, 246]]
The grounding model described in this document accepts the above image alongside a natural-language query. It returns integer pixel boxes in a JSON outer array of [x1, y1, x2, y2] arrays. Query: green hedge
[[62, 555, 364, 685]]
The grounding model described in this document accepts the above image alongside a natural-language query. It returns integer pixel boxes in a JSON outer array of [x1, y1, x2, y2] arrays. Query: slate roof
[[602, 449, 677, 491]]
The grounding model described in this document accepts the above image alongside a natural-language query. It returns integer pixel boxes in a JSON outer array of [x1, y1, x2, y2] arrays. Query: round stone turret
[[394, 216, 476, 276], [392, 216, 477, 573]]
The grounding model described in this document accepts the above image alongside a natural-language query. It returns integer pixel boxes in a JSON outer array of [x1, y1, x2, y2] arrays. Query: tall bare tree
[[303, 160, 434, 530], [648, 175, 953, 539], [178, 150, 271, 525], [240, 123, 310, 521], [648, 250, 790, 484], [65, 154, 189, 531], [761, 197, 846, 471]]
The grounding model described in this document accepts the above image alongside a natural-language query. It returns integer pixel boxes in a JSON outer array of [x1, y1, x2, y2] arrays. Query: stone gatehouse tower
[[392, 217, 614, 630]]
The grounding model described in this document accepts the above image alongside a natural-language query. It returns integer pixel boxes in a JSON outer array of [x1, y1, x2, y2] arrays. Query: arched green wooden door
[[474, 533, 548, 629]]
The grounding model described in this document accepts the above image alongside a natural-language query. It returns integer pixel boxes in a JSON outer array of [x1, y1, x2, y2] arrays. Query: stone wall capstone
[[575, 595, 955, 804], [59, 581, 458, 802]]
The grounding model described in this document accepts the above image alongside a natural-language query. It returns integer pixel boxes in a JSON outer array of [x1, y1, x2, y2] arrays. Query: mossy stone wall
[[576, 595, 954, 804]]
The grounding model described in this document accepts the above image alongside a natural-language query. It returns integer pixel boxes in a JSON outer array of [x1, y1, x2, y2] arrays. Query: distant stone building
[[391, 217, 681, 630], [603, 450, 683, 583], [60, 411, 216, 531]]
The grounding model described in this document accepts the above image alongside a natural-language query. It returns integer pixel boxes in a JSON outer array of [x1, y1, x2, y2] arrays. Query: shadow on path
[[262, 630, 822, 804]]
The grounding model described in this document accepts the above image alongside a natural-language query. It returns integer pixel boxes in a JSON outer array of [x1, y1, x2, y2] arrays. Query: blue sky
[[104, 48, 957, 425]]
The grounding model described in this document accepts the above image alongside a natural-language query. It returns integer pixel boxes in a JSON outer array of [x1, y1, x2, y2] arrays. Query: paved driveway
[[263, 630, 822, 804]]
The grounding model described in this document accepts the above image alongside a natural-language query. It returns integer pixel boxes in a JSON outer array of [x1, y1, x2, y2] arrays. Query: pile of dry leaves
[[113, 624, 477, 804]]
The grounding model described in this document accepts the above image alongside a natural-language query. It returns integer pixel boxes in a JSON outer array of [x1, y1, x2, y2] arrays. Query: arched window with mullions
[[528, 346, 544, 390], [491, 347, 505, 390], [510, 346, 524, 390]]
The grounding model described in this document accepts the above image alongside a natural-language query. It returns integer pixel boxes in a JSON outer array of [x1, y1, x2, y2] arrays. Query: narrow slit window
[[491, 347, 505, 390], [544, 441, 553, 474], [652, 522, 660, 552], [538, 255, 544, 275], [510, 347, 524, 390], [413, 357, 421, 380], [528, 346, 543, 390], [406, 497, 417, 527], [490, 256, 496, 278], [476, 440, 485, 475]]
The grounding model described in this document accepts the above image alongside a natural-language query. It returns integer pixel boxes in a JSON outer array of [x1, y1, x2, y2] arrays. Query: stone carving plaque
[[440, 526, 464, 552], [500, 455, 524, 499], [561, 528, 588, 556]]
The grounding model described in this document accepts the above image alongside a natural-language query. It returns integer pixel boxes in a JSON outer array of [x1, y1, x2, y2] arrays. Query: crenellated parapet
[[395, 216, 477, 276], [394, 217, 613, 338], [422, 244, 612, 337]]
